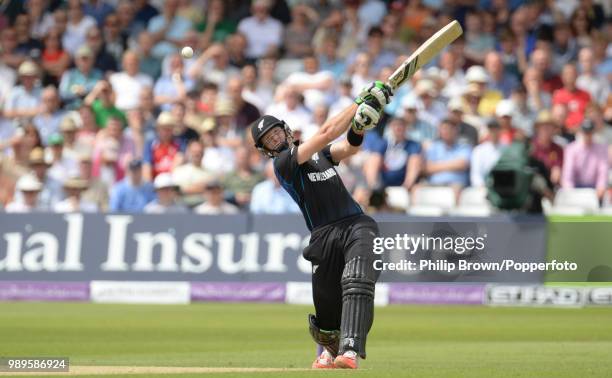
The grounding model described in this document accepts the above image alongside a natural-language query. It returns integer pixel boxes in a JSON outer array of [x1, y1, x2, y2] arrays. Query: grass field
[[1, 302, 612, 377]]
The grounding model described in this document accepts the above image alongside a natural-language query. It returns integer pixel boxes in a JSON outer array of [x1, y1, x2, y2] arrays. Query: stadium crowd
[[0, 0, 610, 214]]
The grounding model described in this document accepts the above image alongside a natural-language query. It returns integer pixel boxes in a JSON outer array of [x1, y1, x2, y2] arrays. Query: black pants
[[302, 214, 381, 331]]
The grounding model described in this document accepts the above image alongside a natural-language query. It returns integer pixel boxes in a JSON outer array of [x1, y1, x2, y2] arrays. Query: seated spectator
[[561, 120, 608, 199], [194, 180, 239, 215], [54, 176, 98, 213], [470, 120, 504, 187], [222, 146, 264, 208], [284, 55, 335, 112], [2, 123, 43, 169], [59, 45, 103, 108], [463, 10, 495, 65], [172, 140, 213, 206], [170, 103, 199, 146], [250, 162, 300, 214], [0, 27, 26, 70], [424, 120, 472, 191], [75, 105, 100, 154], [238, 0, 284, 60], [365, 118, 422, 190], [200, 127, 235, 175], [531, 111, 564, 187], [47, 133, 78, 183], [78, 154, 110, 212], [397, 96, 436, 147], [494, 100, 521, 144], [439, 50, 466, 100], [63, 0, 97, 55], [196, 0, 237, 45], [83, 0, 115, 26], [225, 77, 261, 131], [347, 26, 396, 76], [59, 117, 80, 164], [84, 80, 127, 129], [147, 0, 192, 59], [522, 66, 552, 113], [485, 51, 518, 98], [552, 63, 591, 133], [3, 61, 42, 120], [40, 26, 71, 86], [109, 159, 155, 212], [92, 116, 136, 183], [136, 31, 162, 80], [109, 50, 153, 111], [461, 83, 488, 137], [265, 86, 312, 132], [154, 53, 194, 112], [143, 112, 184, 181], [446, 97, 478, 147], [144, 172, 188, 213], [102, 13, 126, 64], [317, 37, 347, 80], [187, 44, 240, 91], [530, 47, 563, 94], [465, 65, 503, 117], [15, 148, 63, 209], [13, 14, 43, 57], [33, 86, 65, 145], [577, 47, 609, 106], [509, 84, 537, 138], [85, 25, 118, 73], [5, 174, 46, 213], [282, 4, 318, 59]]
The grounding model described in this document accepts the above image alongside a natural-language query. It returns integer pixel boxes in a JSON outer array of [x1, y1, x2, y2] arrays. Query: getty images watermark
[[371, 233, 578, 273]]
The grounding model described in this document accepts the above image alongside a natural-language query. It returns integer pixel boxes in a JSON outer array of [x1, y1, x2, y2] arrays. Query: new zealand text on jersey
[[307, 167, 337, 182]]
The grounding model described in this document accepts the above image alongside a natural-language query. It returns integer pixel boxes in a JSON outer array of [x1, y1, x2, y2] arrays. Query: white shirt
[[577, 74, 610, 105], [5, 202, 44, 213], [470, 141, 502, 187], [0, 63, 16, 104], [53, 198, 98, 213], [265, 102, 312, 132], [109, 72, 154, 111], [202, 146, 235, 174], [63, 16, 97, 56], [238, 16, 283, 59], [441, 70, 467, 100], [194, 201, 239, 215], [285, 71, 334, 110], [172, 163, 212, 192]]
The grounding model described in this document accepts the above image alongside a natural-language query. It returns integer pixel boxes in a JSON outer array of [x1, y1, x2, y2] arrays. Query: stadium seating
[[548, 188, 600, 215], [408, 186, 456, 216], [449, 187, 494, 216], [385, 186, 410, 211]]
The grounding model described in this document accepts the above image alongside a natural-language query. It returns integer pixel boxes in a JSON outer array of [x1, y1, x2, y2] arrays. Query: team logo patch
[[258, 119, 265, 131], [311, 153, 319, 163]]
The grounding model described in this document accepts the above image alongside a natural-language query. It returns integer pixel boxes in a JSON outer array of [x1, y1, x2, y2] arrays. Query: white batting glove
[[352, 102, 381, 132], [355, 81, 393, 109]]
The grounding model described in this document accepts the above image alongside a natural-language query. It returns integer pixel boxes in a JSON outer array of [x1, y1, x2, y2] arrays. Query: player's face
[[261, 127, 287, 152]]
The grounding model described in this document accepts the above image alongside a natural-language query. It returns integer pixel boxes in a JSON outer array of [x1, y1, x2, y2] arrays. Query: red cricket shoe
[[334, 350, 358, 369], [312, 349, 335, 369]]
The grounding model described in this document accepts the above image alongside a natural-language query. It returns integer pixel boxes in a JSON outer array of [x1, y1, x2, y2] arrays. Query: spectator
[[59, 117, 80, 163], [447, 97, 478, 147], [222, 146, 264, 208], [464, 10, 496, 64], [78, 153, 110, 211], [92, 116, 135, 183], [83, 0, 115, 27], [13, 13, 43, 57], [283, 4, 318, 59], [551, 22, 578, 73], [225, 77, 261, 131], [132, 0, 159, 32], [484, 51, 518, 98], [509, 84, 538, 138], [530, 47, 563, 94], [172, 140, 213, 206], [102, 13, 126, 63], [33, 86, 65, 145], [200, 127, 235, 175], [414, 79, 446, 130], [226, 33, 254, 69], [40, 26, 71, 86], [143, 112, 184, 181], [84, 80, 126, 128], [76, 105, 100, 153], [577, 47, 609, 106], [522, 66, 552, 112], [465, 65, 502, 118], [317, 38, 347, 80], [494, 100, 521, 145], [197, 0, 237, 45], [109, 159, 155, 212], [552, 63, 591, 132], [424, 119, 472, 192], [240, 63, 273, 114], [397, 96, 436, 148], [59, 45, 103, 107], [531, 111, 564, 187], [63, 0, 97, 56], [470, 120, 504, 187], [365, 118, 422, 190], [109, 50, 153, 111], [54, 176, 98, 213], [144, 172, 188, 213], [5, 174, 45, 213], [250, 161, 300, 214], [3, 123, 43, 169], [348, 26, 396, 76], [47, 133, 78, 183], [284, 55, 335, 112], [194, 180, 239, 215], [238, 0, 284, 60], [265, 86, 312, 131], [439, 50, 466, 100], [3, 61, 42, 120], [85, 26, 118, 73], [329, 75, 353, 118], [14, 148, 62, 209], [350, 53, 375, 99], [170, 103, 199, 146], [154, 53, 194, 111], [187, 44, 239, 90], [561, 120, 608, 199], [135, 31, 162, 80], [147, 0, 192, 59]]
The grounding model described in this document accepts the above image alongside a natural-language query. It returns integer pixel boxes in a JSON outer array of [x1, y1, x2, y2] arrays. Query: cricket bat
[[386, 20, 463, 91]]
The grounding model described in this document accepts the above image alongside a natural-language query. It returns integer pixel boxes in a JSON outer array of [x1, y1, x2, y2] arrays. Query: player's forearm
[[318, 103, 358, 143]]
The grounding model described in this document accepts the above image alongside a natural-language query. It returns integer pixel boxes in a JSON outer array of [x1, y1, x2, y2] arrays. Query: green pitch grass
[[1, 302, 612, 377]]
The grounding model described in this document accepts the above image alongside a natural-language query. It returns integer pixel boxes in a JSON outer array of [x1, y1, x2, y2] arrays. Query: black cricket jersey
[[273, 144, 363, 231]]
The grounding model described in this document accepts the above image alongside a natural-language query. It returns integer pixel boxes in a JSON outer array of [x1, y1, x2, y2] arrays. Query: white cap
[[16, 174, 43, 192], [154, 172, 178, 190], [495, 99, 515, 118], [415, 79, 438, 97], [447, 97, 464, 112], [401, 95, 419, 109], [465, 65, 489, 83]]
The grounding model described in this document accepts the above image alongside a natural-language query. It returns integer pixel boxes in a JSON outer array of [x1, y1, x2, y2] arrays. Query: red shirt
[[531, 140, 563, 171], [552, 88, 591, 130], [144, 139, 182, 178]]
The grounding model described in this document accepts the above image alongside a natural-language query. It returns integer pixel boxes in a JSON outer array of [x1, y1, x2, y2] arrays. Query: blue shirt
[[109, 178, 156, 212], [426, 141, 472, 186], [375, 139, 422, 187], [148, 15, 192, 59], [249, 180, 300, 215]]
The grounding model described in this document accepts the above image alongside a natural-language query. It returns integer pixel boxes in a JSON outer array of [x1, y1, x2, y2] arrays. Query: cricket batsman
[[250, 81, 393, 369]]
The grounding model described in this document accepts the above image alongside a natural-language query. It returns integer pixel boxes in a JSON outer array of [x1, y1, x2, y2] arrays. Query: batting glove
[[352, 101, 381, 132], [355, 81, 394, 109]]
